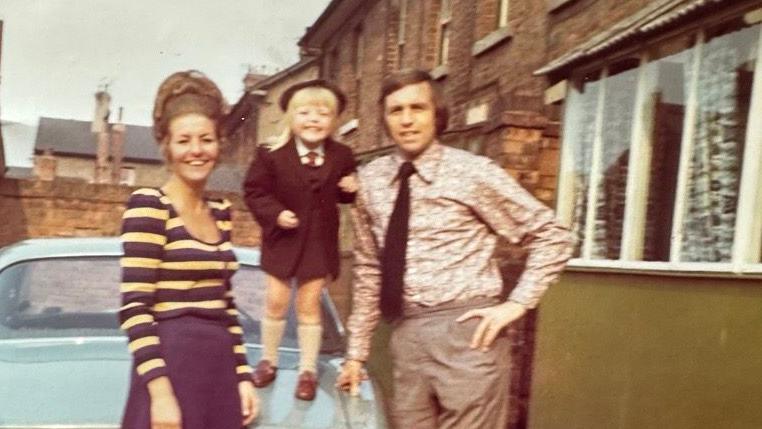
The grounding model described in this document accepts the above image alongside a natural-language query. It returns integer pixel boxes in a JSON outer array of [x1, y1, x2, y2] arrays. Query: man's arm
[[472, 158, 574, 307], [457, 158, 574, 350], [345, 182, 383, 361], [337, 181, 382, 394]]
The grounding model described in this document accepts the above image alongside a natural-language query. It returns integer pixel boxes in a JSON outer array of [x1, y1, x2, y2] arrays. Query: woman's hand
[[239, 380, 259, 426], [338, 174, 359, 194], [276, 210, 299, 229], [147, 377, 182, 429]]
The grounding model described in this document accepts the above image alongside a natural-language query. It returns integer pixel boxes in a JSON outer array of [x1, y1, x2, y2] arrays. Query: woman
[[242, 80, 357, 401], [119, 70, 258, 429]]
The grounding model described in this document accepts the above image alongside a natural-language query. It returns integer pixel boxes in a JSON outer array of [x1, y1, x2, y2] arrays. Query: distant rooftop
[[34, 117, 162, 164]]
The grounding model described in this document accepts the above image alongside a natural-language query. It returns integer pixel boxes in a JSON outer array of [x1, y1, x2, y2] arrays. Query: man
[[337, 69, 573, 428]]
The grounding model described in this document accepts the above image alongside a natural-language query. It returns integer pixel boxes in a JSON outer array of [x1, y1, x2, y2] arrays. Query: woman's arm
[[119, 188, 169, 384]]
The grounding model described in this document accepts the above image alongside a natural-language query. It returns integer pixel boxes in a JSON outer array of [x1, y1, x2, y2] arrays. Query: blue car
[[0, 237, 387, 429]]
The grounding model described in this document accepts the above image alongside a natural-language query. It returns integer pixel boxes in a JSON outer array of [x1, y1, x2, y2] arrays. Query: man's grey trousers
[[389, 297, 511, 429]]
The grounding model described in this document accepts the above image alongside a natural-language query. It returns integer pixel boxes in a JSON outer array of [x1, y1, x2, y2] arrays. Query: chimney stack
[[92, 87, 111, 184], [111, 107, 126, 184]]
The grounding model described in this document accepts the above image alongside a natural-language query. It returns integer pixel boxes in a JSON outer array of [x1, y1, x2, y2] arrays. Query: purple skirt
[[121, 316, 242, 429]]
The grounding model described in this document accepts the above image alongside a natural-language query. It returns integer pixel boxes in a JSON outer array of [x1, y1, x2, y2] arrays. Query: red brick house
[[296, 1, 562, 427], [293, 0, 762, 428]]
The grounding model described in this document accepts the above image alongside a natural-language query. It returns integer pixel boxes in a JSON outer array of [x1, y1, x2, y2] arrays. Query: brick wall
[[476, 111, 559, 428], [348, 1, 390, 152], [0, 176, 363, 320], [0, 177, 261, 248], [546, 0, 651, 61], [330, 0, 555, 152]]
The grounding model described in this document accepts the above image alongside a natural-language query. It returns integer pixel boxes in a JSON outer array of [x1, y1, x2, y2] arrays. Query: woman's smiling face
[[164, 113, 219, 184]]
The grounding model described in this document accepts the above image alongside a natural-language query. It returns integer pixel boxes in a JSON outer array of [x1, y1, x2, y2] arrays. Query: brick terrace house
[[289, 0, 762, 428], [294, 1, 561, 427]]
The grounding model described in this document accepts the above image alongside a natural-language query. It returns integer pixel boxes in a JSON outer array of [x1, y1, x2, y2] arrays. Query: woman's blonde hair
[[265, 86, 339, 152]]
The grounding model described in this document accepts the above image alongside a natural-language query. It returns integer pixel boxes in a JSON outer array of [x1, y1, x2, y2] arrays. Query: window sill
[[338, 118, 359, 136], [430, 64, 449, 80], [547, 0, 577, 13], [472, 26, 512, 57], [566, 258, 762, 280]]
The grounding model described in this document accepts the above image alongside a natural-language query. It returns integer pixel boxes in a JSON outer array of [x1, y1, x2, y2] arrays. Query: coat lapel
[[317, 139, 337, 187], [283, 139, 312, 188]]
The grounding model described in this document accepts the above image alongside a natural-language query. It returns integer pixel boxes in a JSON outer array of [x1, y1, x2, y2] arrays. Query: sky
[[0, 0, 331, 167]]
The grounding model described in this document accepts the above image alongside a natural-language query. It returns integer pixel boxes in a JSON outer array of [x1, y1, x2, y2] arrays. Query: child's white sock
[[297, 323, 323, 373], [261, 316, 287, 366]]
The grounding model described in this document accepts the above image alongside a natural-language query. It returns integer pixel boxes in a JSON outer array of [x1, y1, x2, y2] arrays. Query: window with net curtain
[[562, 14, 760, 263]]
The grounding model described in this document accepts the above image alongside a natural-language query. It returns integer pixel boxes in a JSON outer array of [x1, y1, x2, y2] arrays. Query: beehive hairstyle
[[152, 70, 228, 143]]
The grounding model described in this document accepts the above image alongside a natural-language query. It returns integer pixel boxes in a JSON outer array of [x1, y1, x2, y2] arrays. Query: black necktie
[[380, 161, 416, 321]]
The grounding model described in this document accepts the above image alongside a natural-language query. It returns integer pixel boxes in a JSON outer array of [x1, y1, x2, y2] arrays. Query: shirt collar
[[295, 137, 325, 157], [390, 141, 442, 185]]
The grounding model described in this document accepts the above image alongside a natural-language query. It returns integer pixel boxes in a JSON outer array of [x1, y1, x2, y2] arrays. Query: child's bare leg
[[295, 277, 325, 373], [261, 274, 291, 366]]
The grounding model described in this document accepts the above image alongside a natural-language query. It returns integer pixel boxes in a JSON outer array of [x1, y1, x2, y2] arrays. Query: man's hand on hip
[[456, 301, 527, 352]]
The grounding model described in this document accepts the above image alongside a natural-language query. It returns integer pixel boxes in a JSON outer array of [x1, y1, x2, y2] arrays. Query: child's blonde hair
[[265, 87, 340, 151]]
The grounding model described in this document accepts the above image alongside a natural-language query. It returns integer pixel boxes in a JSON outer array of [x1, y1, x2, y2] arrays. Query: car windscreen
[[0, 256, 344, 353]]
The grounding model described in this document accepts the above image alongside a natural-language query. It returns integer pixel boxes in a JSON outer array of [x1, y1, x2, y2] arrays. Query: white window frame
[[398, 0, 407, 44], [558, 12, 762, 274], [498, 0, 510, 29], [398, 0, 407, 67], [353, 25, 364, 78], [437, 0, 452, 66]]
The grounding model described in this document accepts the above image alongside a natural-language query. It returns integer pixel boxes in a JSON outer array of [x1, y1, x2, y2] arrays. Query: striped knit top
[[119, 187, 253, 384]]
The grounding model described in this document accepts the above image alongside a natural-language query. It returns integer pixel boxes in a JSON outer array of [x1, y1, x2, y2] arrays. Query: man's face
[[383, 81, 437, 159]]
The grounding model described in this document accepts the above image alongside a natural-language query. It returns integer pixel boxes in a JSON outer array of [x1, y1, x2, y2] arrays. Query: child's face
[[291, 102, 337, 146]]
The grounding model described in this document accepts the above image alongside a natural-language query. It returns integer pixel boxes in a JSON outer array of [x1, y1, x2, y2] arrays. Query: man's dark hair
[[379, 69, 449, 136]]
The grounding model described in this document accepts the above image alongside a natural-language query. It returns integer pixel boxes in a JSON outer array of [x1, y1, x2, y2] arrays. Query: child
[[242, 80, 357, 401]]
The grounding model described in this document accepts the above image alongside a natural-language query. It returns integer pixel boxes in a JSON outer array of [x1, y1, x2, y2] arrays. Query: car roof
[[0, 237, 261, 269]]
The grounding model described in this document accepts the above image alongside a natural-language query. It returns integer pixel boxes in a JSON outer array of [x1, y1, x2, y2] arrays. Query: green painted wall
[[528, 271, 762, 429]]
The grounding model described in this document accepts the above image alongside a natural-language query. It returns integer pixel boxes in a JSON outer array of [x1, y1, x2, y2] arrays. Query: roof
[[34, 117, 162, 164], [298, 0, 368, 49], [535, 0, 733, 75], [251, 56, 318, 91]]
